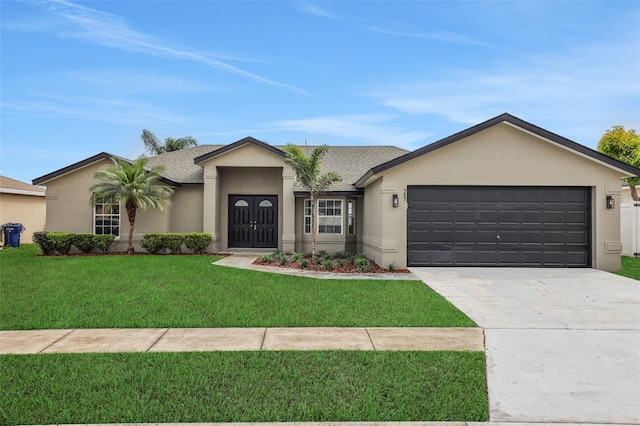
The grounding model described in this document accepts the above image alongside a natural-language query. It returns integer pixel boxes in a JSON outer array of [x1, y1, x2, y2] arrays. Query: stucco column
[[282, 167, 296, 253], [203, 166, 220, 252]]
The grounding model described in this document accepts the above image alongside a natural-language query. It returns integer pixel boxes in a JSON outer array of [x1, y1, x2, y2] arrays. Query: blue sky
[[1, 0, 639, 184]]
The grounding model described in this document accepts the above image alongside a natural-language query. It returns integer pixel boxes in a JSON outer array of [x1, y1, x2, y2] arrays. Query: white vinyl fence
[[621, 202, 640, 257]]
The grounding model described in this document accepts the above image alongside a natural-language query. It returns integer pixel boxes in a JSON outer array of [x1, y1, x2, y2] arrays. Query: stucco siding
[[43, 161, 107, 235], [41, 159, 178, 251], [364, 123, 628, 271], [168, 187, 204, 233], [0, 193, 46, 244]]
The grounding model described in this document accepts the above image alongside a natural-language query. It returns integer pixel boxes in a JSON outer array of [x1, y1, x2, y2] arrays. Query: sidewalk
[[0, 327, 484, 354]]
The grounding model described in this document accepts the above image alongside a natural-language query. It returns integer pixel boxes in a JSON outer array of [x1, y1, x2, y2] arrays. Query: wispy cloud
[[3, 92, 189, 127], [29, 0, 307, 94], [61, 70, 214, 94], [271, 114, 430, 148], [371, 27, 494, 48], [293, 2, 344, 20], [367, 37, 640, 144]]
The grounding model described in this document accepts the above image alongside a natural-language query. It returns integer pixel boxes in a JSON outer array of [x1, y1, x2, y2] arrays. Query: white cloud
[[367, 37, 640, 144], [271, 114, 430, 148], [31, 0, 307, 94], [370, 27, 494, 48], [293, 2, 344, 20], [3, 93, 189, 127]]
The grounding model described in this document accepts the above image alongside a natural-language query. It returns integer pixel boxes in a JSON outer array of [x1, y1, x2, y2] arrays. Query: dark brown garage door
[[407, 186, 591, 267]]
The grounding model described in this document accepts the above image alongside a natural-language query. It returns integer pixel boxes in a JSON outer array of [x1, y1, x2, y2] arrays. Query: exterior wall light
[[606, 195, 615, 209], [392, 193, 399, 208]]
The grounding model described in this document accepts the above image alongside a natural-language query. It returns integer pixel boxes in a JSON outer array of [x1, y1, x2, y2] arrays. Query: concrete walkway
[[0, 327, 484, 354]]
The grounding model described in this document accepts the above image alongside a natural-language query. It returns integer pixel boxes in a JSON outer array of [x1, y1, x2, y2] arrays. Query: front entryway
[[228, 195, 278, 248]]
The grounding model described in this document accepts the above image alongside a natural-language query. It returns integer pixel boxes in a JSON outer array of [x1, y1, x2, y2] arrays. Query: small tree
[[142, 129, 198, 156], [90, 158, 174, 253], [597, 126, 640, 201], [283, 143, 341, 259]]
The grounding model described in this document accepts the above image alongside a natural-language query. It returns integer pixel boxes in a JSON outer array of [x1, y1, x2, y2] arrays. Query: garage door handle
[[497, 235, 501, 240]]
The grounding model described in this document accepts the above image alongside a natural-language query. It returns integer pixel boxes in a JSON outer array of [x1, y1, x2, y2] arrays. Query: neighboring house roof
[[355, 113, 640, 187], [0, 175, 45, 196]]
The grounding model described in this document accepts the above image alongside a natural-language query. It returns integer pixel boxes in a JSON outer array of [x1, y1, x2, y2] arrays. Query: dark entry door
[[229, 195, 278, 248], [407, 186, 591, 267]]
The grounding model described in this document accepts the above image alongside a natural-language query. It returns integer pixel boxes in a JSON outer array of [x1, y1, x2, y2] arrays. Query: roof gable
[[33, 153, 116, 186], [355, 113, 640, 187], [194, 137, 285, 165]]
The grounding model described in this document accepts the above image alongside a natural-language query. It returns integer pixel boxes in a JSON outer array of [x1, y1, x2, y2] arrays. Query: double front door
[[228, 195, 278, 248]]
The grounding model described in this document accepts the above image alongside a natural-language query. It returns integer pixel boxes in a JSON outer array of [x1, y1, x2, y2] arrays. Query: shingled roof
[[1, 175, 45, 196], [146, 142, 409, 192], [33, 142, 409, 192]]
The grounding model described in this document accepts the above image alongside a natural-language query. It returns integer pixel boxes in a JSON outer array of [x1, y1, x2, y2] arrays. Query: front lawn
[[617, 256, 640, 280], [0, 351, 488, 424], [0, 245, 475, 329]]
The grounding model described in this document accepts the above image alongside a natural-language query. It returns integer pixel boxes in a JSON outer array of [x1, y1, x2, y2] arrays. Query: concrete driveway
[[410, 267, 640, 424]]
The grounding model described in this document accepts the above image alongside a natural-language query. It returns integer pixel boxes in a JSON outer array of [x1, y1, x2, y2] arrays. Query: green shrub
[[354, 254, 371, 272], [259, 254, 273, 263], [72, 234, 96, 254], [298, 259, 310, 268], [323, 259, 334, 270], [32, 231, 54, 255], [94, 235, 116, 254], [387, 262, 398, 272], [291, 251, 305, 263], [334, 251, 351, 260], [161, 233, 184, 254], [337, 259, 348, 268], [184, 233, 211, 254], [318, 250, 330, 259], [48, 232, 74, 255], [276, 252, 288, 265], [140, 233, 164, 254]]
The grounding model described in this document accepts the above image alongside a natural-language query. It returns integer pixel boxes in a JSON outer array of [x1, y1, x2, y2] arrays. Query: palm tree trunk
[[125, 201, 137, 254], [311, 195, 316, 261]]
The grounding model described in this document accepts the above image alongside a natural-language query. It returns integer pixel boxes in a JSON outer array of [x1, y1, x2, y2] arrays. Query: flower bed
[[253, 250, 410, 274]]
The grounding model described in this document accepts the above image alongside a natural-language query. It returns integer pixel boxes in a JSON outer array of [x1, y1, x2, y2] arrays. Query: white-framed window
[[304, 199, 312, 234], [318, 199, 342, 234], [93, 194, 120, 238], [347, 199, 355, 235], [304, 199, 344, 235]]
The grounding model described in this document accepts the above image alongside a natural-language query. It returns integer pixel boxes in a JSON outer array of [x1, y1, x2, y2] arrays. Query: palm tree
[[283, 143, 341, 259], [142, 129, 198, 156], [90, 157, 174, 253]]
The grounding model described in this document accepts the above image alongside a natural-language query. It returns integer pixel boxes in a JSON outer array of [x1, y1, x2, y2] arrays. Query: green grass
[[0, 351, 488, 424], [616, 256, 640, 280], [0, 245, 475, 329]]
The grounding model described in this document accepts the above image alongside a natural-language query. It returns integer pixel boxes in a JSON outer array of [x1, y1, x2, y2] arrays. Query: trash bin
[[1, 223, 23, 248]]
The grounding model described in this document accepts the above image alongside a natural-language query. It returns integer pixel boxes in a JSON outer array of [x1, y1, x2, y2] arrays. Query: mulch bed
[[253, 258, 410, 274]]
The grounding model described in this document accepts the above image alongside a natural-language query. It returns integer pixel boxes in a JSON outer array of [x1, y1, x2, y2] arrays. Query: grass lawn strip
[[616, 256, 640, 280], [0, 245, 475, 329], [0, 351, 488, 424]]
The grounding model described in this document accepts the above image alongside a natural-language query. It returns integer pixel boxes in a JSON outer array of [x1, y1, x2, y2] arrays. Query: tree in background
[[142, 129, 198, 156], [597, 126, 640, 201], [283, 144, 341, 259], [90, 158, 174, 253]]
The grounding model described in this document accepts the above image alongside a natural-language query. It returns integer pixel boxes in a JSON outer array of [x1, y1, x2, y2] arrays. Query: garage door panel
[[407, 186, 591, 267]]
